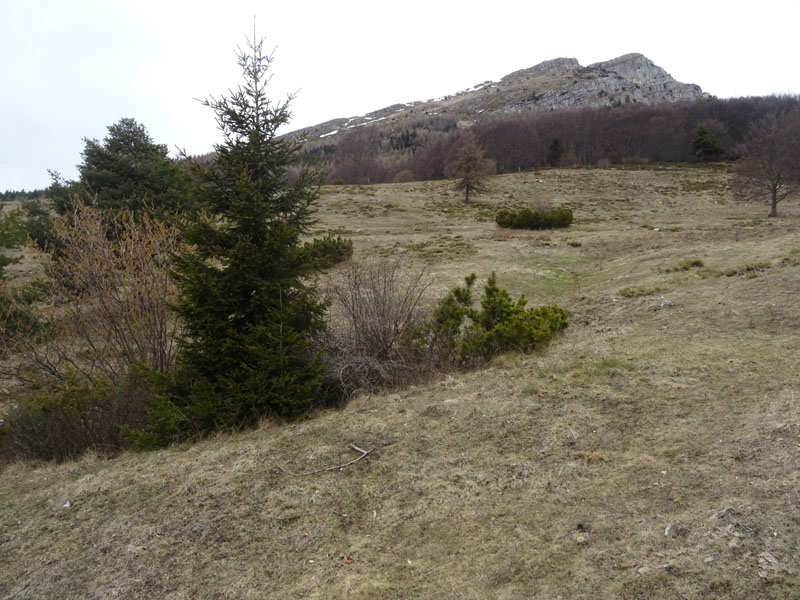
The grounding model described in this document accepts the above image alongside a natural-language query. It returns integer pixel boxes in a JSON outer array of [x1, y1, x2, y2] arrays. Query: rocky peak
[[531, 57, 581, 75], [291, 53, 709, 140], [589, 53, 671, 85]]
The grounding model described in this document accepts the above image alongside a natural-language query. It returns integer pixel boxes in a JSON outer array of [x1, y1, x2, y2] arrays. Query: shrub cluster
[[5, 255, 572, 458], [316, 262, 573, 400], [496, 206, 573, 230], [1, 201, 181, 460], [320, 266, 570, 400]]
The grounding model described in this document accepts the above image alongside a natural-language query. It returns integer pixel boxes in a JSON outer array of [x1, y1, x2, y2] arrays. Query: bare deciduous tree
[[735, 110, 800, 217]]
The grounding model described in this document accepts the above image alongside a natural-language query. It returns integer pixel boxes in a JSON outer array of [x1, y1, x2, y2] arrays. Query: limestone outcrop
[[291, 53, 708, 140]]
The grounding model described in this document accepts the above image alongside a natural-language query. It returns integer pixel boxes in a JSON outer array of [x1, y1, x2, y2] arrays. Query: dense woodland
[[297, 95, 800, 184], [0, 189, 44, 202]]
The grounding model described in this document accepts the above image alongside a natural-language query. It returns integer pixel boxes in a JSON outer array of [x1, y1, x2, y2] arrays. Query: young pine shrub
[[430, 273, 570, 366], [303, 234, 354, 269]]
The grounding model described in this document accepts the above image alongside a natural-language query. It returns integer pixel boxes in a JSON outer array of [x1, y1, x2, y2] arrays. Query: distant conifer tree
[[46, 118, 194, 216], [690, 125, 724, 161], [445, 131, 495, 202]]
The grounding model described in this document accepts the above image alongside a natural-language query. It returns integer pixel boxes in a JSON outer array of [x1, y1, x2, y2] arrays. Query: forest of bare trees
[[302, 95, 799, 185]]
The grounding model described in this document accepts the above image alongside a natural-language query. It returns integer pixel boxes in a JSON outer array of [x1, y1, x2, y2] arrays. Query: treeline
[[0, 189, 45, 202], [299, 95, 800, 184]]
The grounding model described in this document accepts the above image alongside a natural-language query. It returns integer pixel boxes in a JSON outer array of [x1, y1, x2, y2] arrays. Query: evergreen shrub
[[496, 206, 573, 230], [7, 367, 152, 461], [429, 273, 570, 365], [303, 234, 354, 269]]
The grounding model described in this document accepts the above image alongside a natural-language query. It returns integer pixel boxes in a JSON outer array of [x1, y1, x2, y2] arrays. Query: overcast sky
[[2, 0, 799, 191]]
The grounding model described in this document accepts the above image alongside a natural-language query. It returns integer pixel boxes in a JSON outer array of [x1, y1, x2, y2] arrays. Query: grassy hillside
[[2, 165, 799, 598]]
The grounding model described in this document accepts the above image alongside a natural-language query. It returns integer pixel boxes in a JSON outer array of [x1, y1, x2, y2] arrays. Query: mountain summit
[[293, 53, 708, 140]]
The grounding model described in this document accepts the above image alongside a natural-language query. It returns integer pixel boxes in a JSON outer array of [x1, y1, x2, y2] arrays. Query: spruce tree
[[151, 37, 326, 441]]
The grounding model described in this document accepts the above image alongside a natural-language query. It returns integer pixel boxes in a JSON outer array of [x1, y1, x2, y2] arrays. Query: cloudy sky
[[2, 0, 799, 191]]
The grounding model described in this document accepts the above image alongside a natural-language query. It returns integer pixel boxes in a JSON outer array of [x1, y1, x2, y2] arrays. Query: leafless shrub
[[3, 200, 183, 386], [529, 197, 553, 213], [321, 258, 433, 396]]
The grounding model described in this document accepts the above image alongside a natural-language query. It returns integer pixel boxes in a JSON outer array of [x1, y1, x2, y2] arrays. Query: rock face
[[292, 53, 708, 140], [500, 52, 706, 113]]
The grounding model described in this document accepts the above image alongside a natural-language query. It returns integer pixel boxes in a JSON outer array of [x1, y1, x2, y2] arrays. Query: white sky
[[2, 0, 799, 191]]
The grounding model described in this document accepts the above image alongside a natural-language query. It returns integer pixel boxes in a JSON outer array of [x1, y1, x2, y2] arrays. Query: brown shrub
[[321, 258, 432, 396], [3, 200, 183, 386], [392, 169, 416, 184]]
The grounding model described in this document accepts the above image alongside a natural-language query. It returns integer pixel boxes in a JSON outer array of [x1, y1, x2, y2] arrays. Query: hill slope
[[2, 166, 799, 599], [292, 53, 708, 141]]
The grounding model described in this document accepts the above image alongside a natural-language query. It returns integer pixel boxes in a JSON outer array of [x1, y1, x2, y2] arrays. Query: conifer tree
[[690, 125, 724, 161], [46, 118, 194, 216], [148, 37, 326, 441], [444, 131, 495, 202]]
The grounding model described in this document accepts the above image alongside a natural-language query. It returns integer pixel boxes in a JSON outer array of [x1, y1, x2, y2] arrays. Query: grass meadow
[[2, 164, 799, 598]]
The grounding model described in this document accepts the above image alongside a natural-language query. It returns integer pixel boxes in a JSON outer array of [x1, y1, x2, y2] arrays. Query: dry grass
[[2, 165, 800, 598]]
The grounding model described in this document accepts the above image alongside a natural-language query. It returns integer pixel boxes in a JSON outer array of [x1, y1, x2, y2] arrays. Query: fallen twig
[[274, 443, 376, 476]]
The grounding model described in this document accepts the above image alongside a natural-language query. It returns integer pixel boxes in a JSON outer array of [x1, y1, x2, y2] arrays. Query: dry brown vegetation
[[3, 202, 182, 386], [2, 164, 799, 598]]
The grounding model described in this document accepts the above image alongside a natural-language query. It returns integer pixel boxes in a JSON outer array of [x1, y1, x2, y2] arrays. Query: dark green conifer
[[147, 37, 326, 442], [0, 205, 25, 279], [690, 125, 724, 161], [46, 118, 194, 216]]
